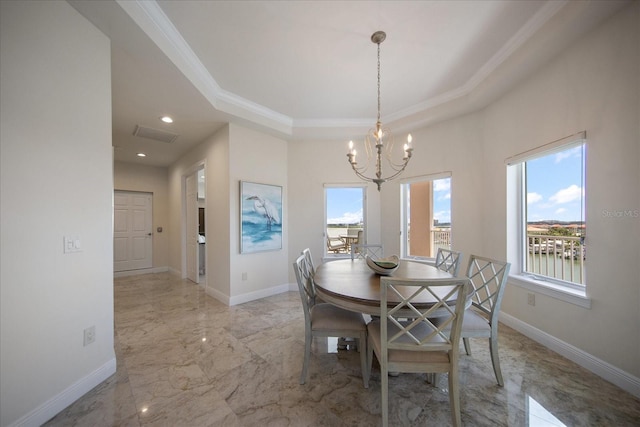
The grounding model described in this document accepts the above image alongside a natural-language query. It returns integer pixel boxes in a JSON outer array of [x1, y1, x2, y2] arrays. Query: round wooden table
[[314, 259, 469, 316]]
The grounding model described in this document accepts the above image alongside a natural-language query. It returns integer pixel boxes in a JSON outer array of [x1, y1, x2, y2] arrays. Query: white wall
[[288, 0, 639, 386], [168, 125, 231, 298], [0, 2, 115, 426], [167, 123, 289, 304], [378, 112, 485, 264], [228, 124, 289, 302], [114, 162, 170, 270], [287, 138, 381, 276], [482, 2, 639, 377]]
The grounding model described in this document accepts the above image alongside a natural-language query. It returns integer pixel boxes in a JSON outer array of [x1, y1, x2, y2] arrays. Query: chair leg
[[300, 330, 311, 385], [381, 360, 389, 427], [359, 332, 368, 388], [463, 337, 472, 355], [448, 367, 461, 427], [489, 333, 504, 386]]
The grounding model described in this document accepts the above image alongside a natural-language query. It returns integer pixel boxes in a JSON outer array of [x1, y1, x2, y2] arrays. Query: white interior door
[[114, 191, 153, 272], [186, 173, 199, 283]]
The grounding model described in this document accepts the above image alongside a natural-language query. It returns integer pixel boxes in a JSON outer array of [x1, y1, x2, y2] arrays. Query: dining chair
[[460, 255, 511, 386], [301, 248, 316, 279], [435, 248, 463, 276], [366, 276, 469, 427], [351, 243, 384, 260], [293, 254, 369, 387]]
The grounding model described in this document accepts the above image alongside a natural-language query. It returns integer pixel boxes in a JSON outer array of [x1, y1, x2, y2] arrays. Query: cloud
[[549, 185, 583, 204], [555, 208, 567, 215], [554, 146, 582, 163], [433, 179, 450, 192], [328, 209, 363, 224], [527, 192, 543, 204]]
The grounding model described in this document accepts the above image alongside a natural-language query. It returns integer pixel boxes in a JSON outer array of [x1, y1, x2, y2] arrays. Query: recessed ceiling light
[[137, 153, 146, 157], [160, 116, 173, 123]]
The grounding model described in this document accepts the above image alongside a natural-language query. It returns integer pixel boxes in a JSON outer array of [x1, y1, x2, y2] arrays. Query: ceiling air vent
[[133, 125, 178, 143]]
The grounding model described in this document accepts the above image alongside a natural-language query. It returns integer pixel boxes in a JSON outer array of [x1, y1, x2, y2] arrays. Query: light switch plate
[[64, 236, 82, 253]]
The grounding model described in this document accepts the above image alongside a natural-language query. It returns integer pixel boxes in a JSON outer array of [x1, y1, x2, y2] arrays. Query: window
[[324, 185, 366, 257], [401, 174, 452, 260], [507, 132, 586, 294]]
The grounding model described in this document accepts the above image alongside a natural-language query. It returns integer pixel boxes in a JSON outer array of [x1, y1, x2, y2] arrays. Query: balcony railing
[[433, 229, 451, 248], [527, 234, 585, 285]]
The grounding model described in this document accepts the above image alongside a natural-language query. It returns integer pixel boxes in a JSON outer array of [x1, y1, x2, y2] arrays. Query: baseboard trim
[[204, 286, 230, 305], [8, 358, 117, 427], [229, 283, 291, 306], [204, 283, 292, 306], [500, 312, 640, 399], [114, 266, 168, 278]]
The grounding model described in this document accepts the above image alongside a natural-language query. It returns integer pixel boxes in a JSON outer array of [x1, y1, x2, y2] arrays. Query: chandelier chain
[[377, 42, 381, 124]]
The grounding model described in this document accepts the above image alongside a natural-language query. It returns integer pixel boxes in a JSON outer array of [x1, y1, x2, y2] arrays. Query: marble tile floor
[[45, 272, 640, 426]]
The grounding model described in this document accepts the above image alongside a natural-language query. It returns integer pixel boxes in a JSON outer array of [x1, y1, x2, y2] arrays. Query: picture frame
[[240, 181, 283, 253]]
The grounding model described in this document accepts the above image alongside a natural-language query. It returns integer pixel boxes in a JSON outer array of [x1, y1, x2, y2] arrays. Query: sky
[[326, 144, 584, 226], [326, 179, 452, 225], [327, 187, 364, 224], [526, 145, 585, 223]]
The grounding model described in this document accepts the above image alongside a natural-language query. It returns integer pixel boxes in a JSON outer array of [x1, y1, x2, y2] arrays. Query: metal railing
[[433, 229, 451, 247], [527, 234, 585, 285]]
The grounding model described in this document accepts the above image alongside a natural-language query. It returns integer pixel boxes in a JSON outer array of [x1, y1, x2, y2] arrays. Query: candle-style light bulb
[[407, 133, 412, 145], [348, 140, 354, 151]]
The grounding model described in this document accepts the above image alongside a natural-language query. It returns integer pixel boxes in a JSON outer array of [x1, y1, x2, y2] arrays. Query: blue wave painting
[[241, 181, 282, 253]]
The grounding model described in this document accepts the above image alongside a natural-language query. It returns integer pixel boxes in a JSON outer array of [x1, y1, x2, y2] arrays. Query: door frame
[[181, 160, 206, 282]]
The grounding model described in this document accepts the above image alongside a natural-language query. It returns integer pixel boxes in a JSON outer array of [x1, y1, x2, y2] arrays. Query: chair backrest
[[466, 255, 511, 323], [293, 254, 316, 319], [379, 277, 469, 355], [351, 244, 384, 260], [301, 248, 315, 278], [435, 248, 463, 276]]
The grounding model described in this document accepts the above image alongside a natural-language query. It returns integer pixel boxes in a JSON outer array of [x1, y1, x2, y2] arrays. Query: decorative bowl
[[365, 255, 399, 275]]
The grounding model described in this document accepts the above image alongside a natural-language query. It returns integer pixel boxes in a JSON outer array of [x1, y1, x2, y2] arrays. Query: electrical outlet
[[83, 326, 96, 346], [527, 293, 536, 306], [242, 272, 248, 281]]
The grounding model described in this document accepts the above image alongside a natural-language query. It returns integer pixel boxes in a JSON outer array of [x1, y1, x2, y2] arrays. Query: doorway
[[184, 165, 206, 284], [114, 190, 153, 272]]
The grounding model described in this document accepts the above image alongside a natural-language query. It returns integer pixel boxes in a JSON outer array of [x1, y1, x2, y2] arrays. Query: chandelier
[[346, 31, 413, 191]]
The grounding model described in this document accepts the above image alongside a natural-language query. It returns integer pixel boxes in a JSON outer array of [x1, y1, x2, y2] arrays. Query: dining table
[[314, 258, 471, 316]]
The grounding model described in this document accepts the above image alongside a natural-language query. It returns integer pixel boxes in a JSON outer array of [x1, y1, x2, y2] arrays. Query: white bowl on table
[[365, 255, 399, 275]]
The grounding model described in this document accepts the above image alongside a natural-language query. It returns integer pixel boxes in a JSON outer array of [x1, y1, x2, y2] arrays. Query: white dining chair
[[351, 243, 384, 260], [460, 255, 511, 386], [366, 276, 469, 426], [435, 248, 463, 276], [301, 248, 316, 279], [293, 254, 369, 387]]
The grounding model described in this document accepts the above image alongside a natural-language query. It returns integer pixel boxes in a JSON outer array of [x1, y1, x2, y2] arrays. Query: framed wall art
[[240, 181, 283, 253]]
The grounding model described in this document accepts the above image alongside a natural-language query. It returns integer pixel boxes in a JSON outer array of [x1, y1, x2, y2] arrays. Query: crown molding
[[116, 0, 293, 134], [117, 0, 567, 138]]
